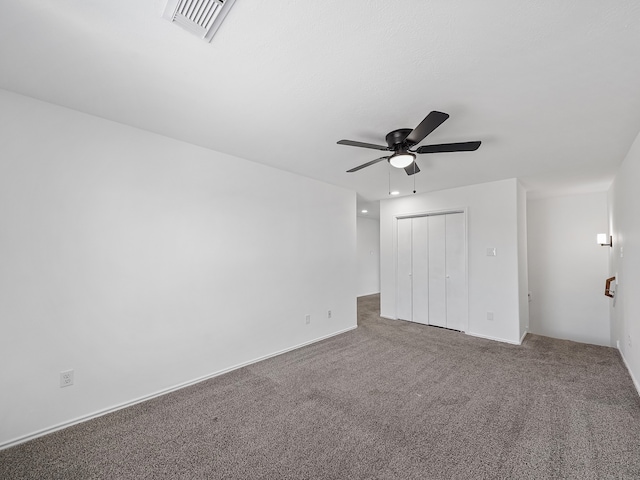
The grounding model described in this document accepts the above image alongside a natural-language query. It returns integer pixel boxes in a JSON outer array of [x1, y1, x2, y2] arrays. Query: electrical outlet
[[327, 310, 332, 319], [305, 314, 311, 325], [628, 334, 632, 348], [487, 312, 494, 321], [60, 370, 74, 388]]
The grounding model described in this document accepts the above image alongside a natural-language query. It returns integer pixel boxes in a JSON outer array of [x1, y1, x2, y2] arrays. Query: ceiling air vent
[[163, 0, 236, 42]]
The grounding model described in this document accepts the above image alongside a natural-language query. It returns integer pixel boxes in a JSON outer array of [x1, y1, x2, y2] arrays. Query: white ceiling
[[2, 1, 640, 217]]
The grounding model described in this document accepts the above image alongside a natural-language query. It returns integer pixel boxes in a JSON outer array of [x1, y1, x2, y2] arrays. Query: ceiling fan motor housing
[[386, 128, 413, 149]]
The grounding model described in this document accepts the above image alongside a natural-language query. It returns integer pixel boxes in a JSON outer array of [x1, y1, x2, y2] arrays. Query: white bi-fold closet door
[[397, 212, 466, 331]]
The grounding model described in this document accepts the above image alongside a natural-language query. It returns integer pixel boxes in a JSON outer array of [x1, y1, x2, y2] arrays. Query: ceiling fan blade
[[346, 156, 389, 173], [337, 139, 389, 151], [416, 141, 481, 154], [404, 163, 420, 176], [405, 111, 450, 146]]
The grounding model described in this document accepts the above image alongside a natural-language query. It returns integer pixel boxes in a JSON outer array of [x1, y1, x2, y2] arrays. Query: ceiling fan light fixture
[[389, 152, 415, 169]]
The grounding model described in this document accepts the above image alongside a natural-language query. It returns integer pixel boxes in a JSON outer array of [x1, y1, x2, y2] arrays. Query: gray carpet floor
[[2, 294, 640, 479]]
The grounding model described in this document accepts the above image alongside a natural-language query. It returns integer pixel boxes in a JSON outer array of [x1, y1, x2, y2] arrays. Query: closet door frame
[[393, 207, 469, 333]]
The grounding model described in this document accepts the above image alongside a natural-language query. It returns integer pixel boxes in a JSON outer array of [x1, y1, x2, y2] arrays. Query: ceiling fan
[[338, 111, 481, 176]]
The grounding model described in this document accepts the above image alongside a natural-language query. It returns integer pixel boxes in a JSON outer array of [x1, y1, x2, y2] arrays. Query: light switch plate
[[486, 248, 497, 256]]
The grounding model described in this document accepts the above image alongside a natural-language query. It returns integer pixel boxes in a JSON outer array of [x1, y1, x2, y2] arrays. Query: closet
[[396, 212, 466, 331]]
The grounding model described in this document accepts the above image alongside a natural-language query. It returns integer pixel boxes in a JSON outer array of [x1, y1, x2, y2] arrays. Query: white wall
[[609, 130, 640, 393], [517, 181, 529, 341], [527, 193, 610, 346], [0, 90, 357, 447], [356, 216, 380, 296], [379, 178, 525, 344]]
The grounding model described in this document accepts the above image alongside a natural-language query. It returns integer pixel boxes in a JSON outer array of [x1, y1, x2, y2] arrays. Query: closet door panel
[[446, 213, 466, 331], [411, 217, 429, 325], [428, 215, 447, 327], [396, 218, 413, 321]]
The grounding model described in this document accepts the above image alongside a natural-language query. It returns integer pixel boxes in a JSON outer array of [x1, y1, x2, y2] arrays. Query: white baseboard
[[357, 291, 380, 298], [0, 325, 357, 451], [466, 331, 522, 345], [617, 342, 640, 398], [519, 329, 528, 344], [379, 315, 396, 320]]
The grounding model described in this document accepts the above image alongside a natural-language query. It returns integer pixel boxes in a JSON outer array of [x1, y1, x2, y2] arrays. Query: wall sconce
[[597, 233, 613, 247]]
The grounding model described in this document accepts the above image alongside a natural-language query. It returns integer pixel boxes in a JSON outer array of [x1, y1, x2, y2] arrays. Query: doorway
[[396, 211, 467, 331]]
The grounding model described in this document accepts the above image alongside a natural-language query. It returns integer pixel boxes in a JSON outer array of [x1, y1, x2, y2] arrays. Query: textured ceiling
[[2, 1, 640, 216]]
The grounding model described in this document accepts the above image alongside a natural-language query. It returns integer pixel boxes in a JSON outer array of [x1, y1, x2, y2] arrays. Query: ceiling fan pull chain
[[412, 162, 416, 193]]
